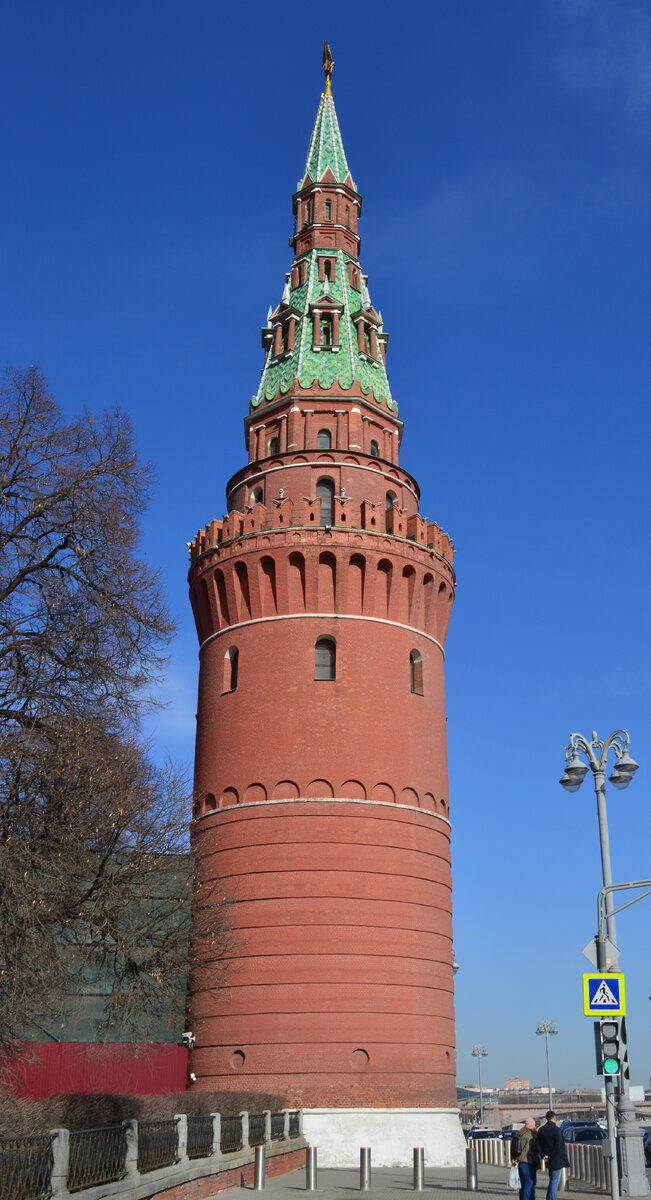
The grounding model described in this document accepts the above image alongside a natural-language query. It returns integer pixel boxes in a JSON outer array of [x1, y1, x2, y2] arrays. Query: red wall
[[4, 1042, 188, 1098]]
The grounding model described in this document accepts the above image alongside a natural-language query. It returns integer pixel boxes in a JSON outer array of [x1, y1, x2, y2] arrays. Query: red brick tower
[[187, 52, 464, 1166]]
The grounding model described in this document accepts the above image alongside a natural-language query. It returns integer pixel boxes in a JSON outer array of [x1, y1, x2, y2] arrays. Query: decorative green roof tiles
[[252, 77, 395, 415], [299, 92, 355, 190], [253, 249, 396, 413]]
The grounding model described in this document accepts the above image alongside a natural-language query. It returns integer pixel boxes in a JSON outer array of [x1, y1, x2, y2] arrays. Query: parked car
[[560, 1120, 602, 1137], [466, 1127, 500, 1140], [642, 1128, 651, 1168], [564, 1125, 607, 1145]]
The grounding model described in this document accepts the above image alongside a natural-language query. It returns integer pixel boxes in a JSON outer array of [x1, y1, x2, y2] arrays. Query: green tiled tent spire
[[252, 56, 395, 416], [298, 92, 356, 191]]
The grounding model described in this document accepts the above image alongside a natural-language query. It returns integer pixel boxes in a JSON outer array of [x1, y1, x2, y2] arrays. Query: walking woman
[[511, 1117, 541, 1200]]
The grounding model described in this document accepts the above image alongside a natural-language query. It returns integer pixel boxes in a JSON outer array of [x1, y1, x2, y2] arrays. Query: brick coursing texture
[[187, 79, 456, 1111]]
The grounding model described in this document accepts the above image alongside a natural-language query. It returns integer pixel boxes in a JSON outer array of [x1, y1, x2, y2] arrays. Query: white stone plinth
[[301, 1108, 466, 1168]]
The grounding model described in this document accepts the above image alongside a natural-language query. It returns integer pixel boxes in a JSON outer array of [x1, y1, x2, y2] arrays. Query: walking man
[[537, 1111, 570, 1200]]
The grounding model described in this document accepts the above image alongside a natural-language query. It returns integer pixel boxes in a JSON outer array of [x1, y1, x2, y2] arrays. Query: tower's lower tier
[[188, 798, 456, 1109], [302, 1108, 466, 1167]]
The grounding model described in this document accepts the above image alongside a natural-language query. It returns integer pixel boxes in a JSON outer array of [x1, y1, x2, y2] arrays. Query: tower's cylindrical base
[[301, 1108, 466, 1168], [189, 797, 456, 1109]]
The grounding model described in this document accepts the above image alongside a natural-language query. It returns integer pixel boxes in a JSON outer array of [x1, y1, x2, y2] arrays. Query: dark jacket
[[537, 1122, 570, 1170]]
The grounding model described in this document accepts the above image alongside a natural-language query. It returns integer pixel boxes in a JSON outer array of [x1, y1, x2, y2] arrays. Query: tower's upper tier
[[252, 84, 395, 418]]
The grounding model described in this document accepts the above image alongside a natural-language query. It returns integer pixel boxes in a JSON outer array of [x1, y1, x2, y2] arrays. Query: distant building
[[505, 1078, 530, 1090]]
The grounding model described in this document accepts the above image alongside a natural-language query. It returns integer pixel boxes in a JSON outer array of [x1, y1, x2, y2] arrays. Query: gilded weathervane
[[322, 41, 334, 95]]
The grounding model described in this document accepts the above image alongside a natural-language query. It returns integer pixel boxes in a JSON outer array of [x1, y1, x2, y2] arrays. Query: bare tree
[[0, 365, 227, 1045]]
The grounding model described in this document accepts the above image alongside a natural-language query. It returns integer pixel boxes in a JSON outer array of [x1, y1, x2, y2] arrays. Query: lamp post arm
[[597, 880, 651, 948], [566, 732, 599, 768], [566, 730, 631, 772]]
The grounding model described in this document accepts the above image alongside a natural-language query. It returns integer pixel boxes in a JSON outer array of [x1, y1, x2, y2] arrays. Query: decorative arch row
[[191, 549, 453, 644], [195, 782, 449, 817]]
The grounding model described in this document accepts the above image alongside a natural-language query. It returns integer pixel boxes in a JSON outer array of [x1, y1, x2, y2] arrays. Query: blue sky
[[2, 1, 650, 1092]]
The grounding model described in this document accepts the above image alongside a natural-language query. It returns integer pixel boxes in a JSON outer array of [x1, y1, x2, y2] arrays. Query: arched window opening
[[370, 439, 379, 458], [320, 315, 333, 347], [377, 559, 392, 617], [316, 477, 335, 526], [386, 489, 398, 510], [224, 646, 239, 693], [324, 259, 332, 280], [251, 488, 263, 505], [317, 428, 332, 449], [268, 436, 279, 455], [345, 205, 350, 228], [410, 650, 423, 695], [324, 199, 332, 221], [315, 636, 336, 681]]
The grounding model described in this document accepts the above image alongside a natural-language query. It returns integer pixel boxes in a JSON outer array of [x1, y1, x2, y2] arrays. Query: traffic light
[[594, 1017, 627, 1076]]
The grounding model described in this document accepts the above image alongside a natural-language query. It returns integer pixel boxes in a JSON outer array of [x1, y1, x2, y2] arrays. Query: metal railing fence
[[0, 1133, 55, 1200], [220, 1114, 243, 1153], [467, 1137, 510, 1166], [271, 1112, 285, 1141], [566, 1142, 610, 1192], [0, 1108, 304, 1196], [467, 1135, 611, 1194], [186, 1114, 215, 1160], [137, 1118, 179, 1173], [248, 1113, 266, 1147], [68, 1125, 127, 1192]]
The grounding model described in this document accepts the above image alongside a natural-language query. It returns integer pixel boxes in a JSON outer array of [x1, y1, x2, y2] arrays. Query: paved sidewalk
[[221, 1162, 606, 1200]]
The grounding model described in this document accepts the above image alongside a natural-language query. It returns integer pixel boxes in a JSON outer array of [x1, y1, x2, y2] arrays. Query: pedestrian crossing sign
[[583, 972, 626, 1016]]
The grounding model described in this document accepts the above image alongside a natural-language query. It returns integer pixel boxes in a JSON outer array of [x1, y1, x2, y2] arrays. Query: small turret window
[[315, 636, 336, 680], [251, 488, 263, 504], [317, 429, 332, 449], [320, 316, 333, 348], [324, 259, 332, 281], [269, 436, 279, 455], [370, 440, 379, 458], [345, 205, 350, 228], [316, 477, 335, 526], [386, 490, 398, 509], [324, 200, 332, 221]]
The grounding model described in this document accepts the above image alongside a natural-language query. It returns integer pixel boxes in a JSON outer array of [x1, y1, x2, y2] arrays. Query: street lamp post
[[472, 1045, 487, 1125], [536, 1021, 557, 1111], [559, 729, 648, 1199]]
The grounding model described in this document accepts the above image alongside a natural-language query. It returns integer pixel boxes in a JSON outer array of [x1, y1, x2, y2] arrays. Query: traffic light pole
[[597, 883, 651, 1198], [595, 930, 620, 1200]]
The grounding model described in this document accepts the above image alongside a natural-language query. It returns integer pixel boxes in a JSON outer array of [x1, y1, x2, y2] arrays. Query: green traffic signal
[[594, 1018, 625, 1076]]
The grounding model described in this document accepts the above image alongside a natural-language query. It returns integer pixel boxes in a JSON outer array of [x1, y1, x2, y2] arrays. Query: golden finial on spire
[[322, 41, 334, 95]]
